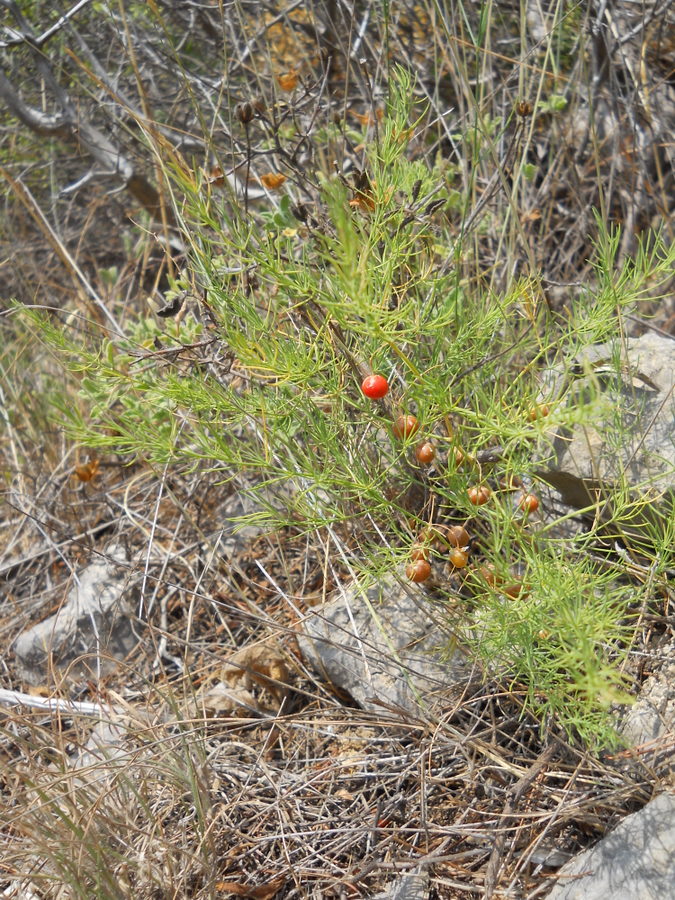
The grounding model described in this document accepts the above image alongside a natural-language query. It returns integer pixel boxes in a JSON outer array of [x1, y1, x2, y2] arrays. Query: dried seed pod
[[291, 202, 309, 223], [235, 101, 255, 125]]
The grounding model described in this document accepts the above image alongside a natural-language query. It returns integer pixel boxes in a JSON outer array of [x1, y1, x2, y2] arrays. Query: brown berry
[[503, 580, 530, 600], [498, 474, 523, 492], [445, 525, 470, 548], [415, 441, 435, 464], [467, 485, 491, 506], [393, 415, 419, 439], [75, 459, 100, 482], [417, 524, 445, 547], [477, 564, 501, 588], [406, 559, 431, 583]]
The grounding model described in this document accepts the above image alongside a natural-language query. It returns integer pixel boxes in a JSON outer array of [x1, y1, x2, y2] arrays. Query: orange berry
[[519, 492, 540, 514], [467, 485, 491, 506], [448, 548, 469, 569], [528, 404, 550, 421]]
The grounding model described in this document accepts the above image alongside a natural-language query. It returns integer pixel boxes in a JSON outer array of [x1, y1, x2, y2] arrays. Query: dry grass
[[0, 459, 669, 897]]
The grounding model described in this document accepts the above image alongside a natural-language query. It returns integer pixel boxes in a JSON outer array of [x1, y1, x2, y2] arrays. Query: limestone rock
[[298, 578, 472, 716], [13, 545, 140, 685], [538, 332, 675, 534], [621, 640, 675, 769], [547, 790, 675, 900]]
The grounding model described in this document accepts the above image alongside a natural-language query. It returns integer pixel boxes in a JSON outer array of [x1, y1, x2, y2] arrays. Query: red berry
[[467, 485, 491, 506], [406, 559, 431, 583], [361, 374, 389, 399], [415, 441, 435, 464], [393, 415, 419, 439]]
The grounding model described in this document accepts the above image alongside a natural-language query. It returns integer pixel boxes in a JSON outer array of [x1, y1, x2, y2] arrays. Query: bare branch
[[0, 0, 173, 224], [0, 0, 94, 49]]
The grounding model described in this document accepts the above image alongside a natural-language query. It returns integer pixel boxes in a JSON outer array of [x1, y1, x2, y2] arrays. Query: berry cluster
[[361, 373, 543, 586]]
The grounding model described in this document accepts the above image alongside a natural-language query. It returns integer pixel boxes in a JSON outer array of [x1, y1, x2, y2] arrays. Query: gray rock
[[621, 640, 675, 765], [547, 790, 675, 900], [298, 578, 472, 715], [538, 332, 675, 535], [13, 545, 140, 685]]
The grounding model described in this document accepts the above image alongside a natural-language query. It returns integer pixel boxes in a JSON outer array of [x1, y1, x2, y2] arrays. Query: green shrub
[[19, 70, 675, 750]]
